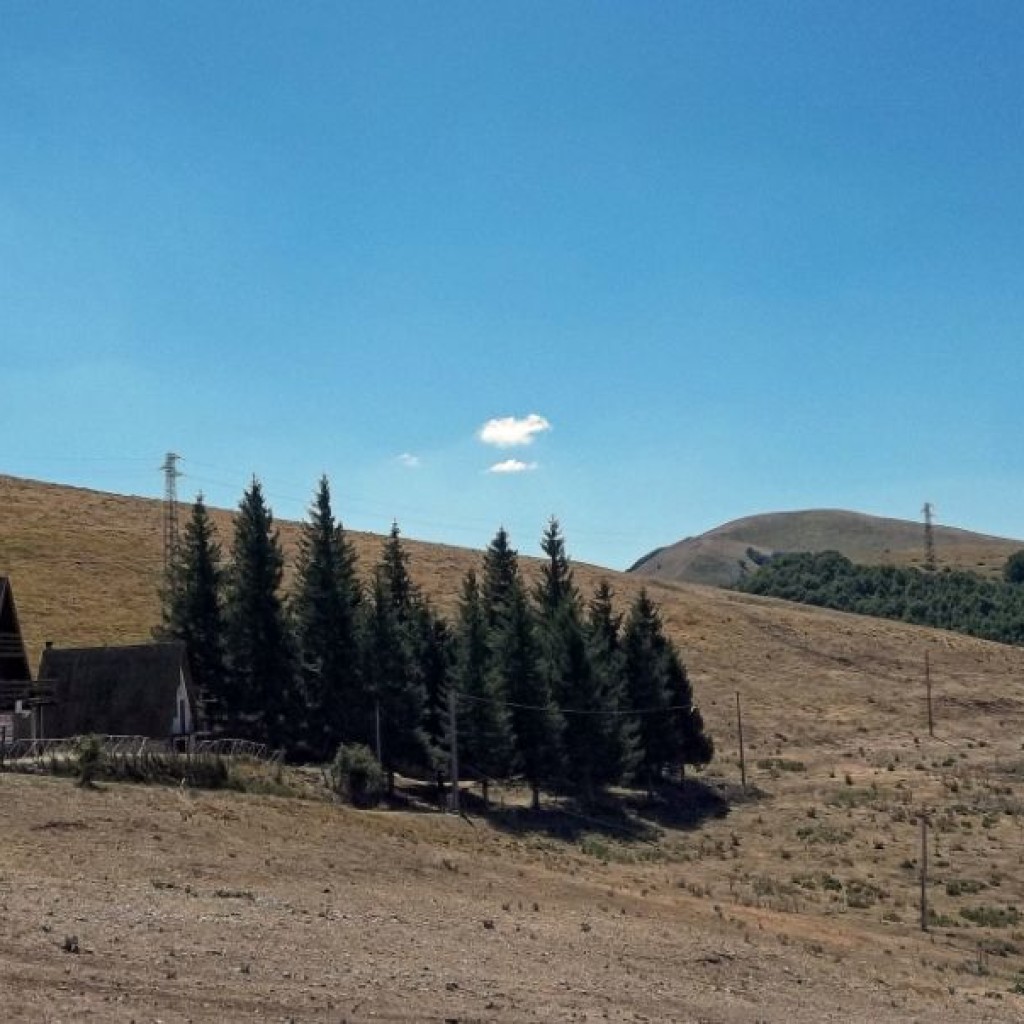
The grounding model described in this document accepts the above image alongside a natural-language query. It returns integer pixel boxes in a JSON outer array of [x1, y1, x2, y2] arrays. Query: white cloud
[[397, 453, 421, 468], [478, 413, 551, 448], [488, 459, 538, 474]]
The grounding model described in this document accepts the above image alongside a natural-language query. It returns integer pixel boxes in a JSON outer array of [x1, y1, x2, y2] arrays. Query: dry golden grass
[[4, 473, 1024, 1020]]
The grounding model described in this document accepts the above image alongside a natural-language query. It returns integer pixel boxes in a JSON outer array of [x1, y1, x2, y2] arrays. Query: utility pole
[[161, 452, 182, 576], [736, 691, 747, 792], [448, 687, 460, 814], [925, 651, 934, 738], [920, 814, 929, 932], [922, 502, 936, 572]]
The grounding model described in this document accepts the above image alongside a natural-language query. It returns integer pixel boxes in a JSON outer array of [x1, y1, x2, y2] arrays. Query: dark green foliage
[[158, 480, 714, 801], [414, 601, 453, 759], [534, 520, 622, 802], [663, 649, 714, 771], [737, 551, 1024, 646], [291, 477, 363, 760], [481, 526, 520, 631], [158, 494, 227, 732], [623, 590, 675, 787], [622, 588, 712, 785], [450, 571, 513, 802], [534, 516, 579, 613], [331, 743, 385, 807], [364, 532, 430, 784], [378, 520, 417, 622], [224, 479, 297, 749], [1004, 550, 1024, 585], [492, 577, 562, 809], [586, 581, 641, 783], [75, 734, 103, 788]]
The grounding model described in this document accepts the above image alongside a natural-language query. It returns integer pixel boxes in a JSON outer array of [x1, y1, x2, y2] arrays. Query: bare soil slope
[[3, 474, 1024, 1020], [630, 508, 1024, 588]]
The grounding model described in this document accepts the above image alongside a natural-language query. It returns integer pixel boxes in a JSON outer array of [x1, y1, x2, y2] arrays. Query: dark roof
[[0, 577, 32, 684], [38, 641, 196, 738]]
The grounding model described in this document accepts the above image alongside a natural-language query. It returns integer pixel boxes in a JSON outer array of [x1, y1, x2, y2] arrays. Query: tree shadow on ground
[[480, 776, 740, 846]]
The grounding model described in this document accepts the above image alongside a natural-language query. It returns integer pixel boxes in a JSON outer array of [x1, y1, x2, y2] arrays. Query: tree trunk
[[531, 782, 540, 811]]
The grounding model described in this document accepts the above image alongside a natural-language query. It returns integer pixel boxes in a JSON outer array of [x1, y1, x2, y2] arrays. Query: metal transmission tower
[[922, 501, 936, 572], [161, 452, 183, 576]]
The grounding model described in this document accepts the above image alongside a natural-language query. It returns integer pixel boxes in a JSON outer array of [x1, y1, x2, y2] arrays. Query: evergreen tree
[[363, 528, 430, 789], [534, 516, 579, 614], [622, 589, 675, 789], [290, 476, 363, 761], [586, 581, 640, 785], [481, 526, 520, 631], [158, 494, 227, 733], [413, 600, 452, 759], [664, 649, 713, 775], [1004, 550, 1024, 585], [224, 478, 296, 750], [492, 577, 561, 810], [378, 520, 417, 621], [623, 588, 713, 786], [450, 570, 513, 805], [532, 519, 619, 802]]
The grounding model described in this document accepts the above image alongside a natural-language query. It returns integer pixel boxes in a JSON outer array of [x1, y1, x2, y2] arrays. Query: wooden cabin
[[38, 641, 198, 740]]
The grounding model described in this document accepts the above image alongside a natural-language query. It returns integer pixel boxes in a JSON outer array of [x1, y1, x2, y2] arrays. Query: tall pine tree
[[481, 526, 520, 631], [450, 570, 513, 806], [622, 589, 674, 790], [532, 519, 617, 802], [534, 517, 579, 614], [622, 588, 712, 786], [413, 600, 452, 760], [586, 581, 640, 786], [224, 479, 296, 750], [290, 476, 363, 761], [663, 648, 714, 775], [158, 494, 227, 733], [492, 576, 561, 810], [363, 524, 430, 789]]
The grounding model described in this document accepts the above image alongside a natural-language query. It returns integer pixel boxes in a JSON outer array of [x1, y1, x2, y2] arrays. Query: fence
[[0, 733, 280, 767]]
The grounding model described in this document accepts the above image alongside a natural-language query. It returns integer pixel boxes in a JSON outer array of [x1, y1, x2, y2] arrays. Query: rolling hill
[[5, 472, 1024, 1018], [629, 508, 1024, 588]]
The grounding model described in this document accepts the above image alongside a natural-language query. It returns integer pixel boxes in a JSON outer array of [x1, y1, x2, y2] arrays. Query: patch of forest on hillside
[[160, 476, 714, 808], [736, 550, 1024, 647]]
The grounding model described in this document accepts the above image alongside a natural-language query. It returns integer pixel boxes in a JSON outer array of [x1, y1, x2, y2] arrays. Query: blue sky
[[3, 2, 1023, 569]]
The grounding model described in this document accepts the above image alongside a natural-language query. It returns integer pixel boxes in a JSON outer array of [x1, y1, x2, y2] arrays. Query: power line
[[454, 690, 699, 718]]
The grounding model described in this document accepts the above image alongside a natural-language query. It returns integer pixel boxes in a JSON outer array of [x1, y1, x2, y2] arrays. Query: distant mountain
[[629, 509, 1024, 588]]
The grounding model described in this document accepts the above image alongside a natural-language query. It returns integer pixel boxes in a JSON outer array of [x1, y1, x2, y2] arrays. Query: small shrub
[[330, 743, 384, 808], [946, 879, 988, 897], [795, 824, 852, 845], [960, 905, 1021, 929], [756, 757, 806, 774], [76, 735, 103, 788], [845, 878, 887, 909]]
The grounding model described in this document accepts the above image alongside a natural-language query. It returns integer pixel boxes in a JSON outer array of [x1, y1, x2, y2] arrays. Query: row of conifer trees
[[159, 476, 713, 804]]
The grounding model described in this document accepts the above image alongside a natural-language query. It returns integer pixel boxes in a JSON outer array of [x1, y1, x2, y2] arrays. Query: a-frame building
[[0, 577, 36, 740], [0, 576, 31, 684]]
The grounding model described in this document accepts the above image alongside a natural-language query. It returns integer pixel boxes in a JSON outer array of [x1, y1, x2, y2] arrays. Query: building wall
[[171, 672, 193, 735]]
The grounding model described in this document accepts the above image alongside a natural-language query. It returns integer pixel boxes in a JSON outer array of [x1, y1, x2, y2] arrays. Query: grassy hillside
[[630, 508, 1024, 588], [5, 473, 1024, 1017]]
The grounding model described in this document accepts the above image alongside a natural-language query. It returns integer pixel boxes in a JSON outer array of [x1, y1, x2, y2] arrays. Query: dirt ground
[[4, 474, 1024, 1021], [1, 768, 1021, 1024]]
